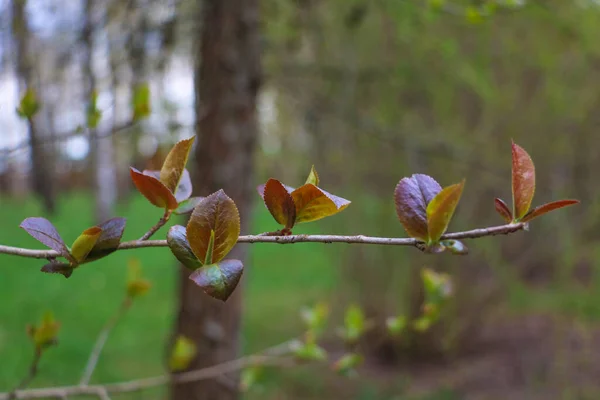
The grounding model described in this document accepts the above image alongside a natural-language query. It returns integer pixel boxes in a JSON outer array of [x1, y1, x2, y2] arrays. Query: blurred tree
[[170, 0, 261, 399], [11, 0, 56, 214]]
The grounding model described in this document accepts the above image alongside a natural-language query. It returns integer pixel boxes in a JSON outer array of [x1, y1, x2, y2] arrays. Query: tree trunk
[[170, 1, 261, 399], [12, 0, 56, 214]]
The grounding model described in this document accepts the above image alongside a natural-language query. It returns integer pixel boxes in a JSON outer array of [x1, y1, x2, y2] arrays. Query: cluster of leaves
[[257, 166, 351, 234], [20, 217, 126, 278]]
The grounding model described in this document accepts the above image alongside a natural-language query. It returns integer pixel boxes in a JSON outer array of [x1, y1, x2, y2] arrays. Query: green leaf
[[343, 304, 366, 344], [511, 141, 536, 220], [520, 199, 580, 223], [394, 174, 442, 241], [291, 184, 351, 223], [174, 196, 204, 215], [132, 82, 151, 121], [465, 6, 484, 23], [169, 335, 197, 372], [126, 259, 151, 298], [412, 316, 433, 332], [159, 136, 196, 194], [70, 226, 102, 263], [262, 178, 297, 228], [300, 302, 329, 337], [167, 225, 202, 270], [189, 259, 244, 301], [16, 88, 40, 119], [386, 316, 407, 336], [332, 353, 363, 377], [422, 268, 453, 306], [426, 180, 465, 243], [186, 190, 240, 264], [291, 340, 327, 362], [305, 165, 320, 186], [240, 367, 264, 392], [27, 312, 60, 349], [86, 90, 102, 128]]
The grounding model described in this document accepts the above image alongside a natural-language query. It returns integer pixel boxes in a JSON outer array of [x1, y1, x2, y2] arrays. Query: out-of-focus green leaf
[[169, 335, 197, 372], [189, 259, 244, 301], [342, 304, 366, 344], [27, 312, 60, 349], [386, 316, 407, 336], [126, 259, 151, 298], [240, 367, 264, 392], [16, 88, 40, 119], [332, 353, 363, 377], [300, 302, 329, 337], [132, 82, 151, 121], [86, 90, 102, 128], [291, 340, 327, 362]]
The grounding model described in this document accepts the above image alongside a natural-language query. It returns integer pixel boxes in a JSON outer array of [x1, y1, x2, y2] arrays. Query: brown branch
[[0, 340, 297, 399], [0, 223, 526, 260], [139, 210, 172, 241], [79, 297, 132, 386], [7, 348, 43, 399]]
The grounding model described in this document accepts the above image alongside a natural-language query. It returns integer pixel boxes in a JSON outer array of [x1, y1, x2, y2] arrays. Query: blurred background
[[1, 0, 600, 399]]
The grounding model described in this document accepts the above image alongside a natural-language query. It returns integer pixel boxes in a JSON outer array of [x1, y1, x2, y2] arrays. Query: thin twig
[[79, 298, 132, 386], [0, 223, 525, 260], [0, 340, 297, 399], [139, 210, 172, 241], [8, 348, 42, 399]]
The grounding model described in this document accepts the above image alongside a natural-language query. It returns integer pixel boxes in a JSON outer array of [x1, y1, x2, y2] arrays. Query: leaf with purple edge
[[521, 199, 580, 223], [189, 259, 244, 301], [86, 217, 127, 261], [394, 174, 442, 241], [20, 217, 70, 257], [130, 167, 178, 210], [494, 198, 512, 223]]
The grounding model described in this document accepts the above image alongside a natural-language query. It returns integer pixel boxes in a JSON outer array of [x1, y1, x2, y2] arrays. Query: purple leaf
[[87, 217, 127, 260], [41, 262, 73, 278], [189, 259, 244, 301], [394, 174, 442, 241], [20, 217, 69, 257]]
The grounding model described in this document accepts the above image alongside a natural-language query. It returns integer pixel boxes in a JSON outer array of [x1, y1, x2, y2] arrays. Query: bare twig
[[79, 298, 132, 386], [0, 223, 525, 260], [7, 348, 43, 399], [0, 340, 298, 399], [139, 210, 172, 241]]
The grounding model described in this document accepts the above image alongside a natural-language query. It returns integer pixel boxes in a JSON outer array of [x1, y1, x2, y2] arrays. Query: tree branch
[[139, 210, 172, 241], [0, 340, 297, 399], [7, 348, 42, 399], [79, 297, 132, 386], [0, 223, 525, 260]]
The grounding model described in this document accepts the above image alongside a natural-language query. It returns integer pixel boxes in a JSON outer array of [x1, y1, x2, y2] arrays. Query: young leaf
[[343, 304, 366, 344], [167, 225, 202, 270], [28, 312, 60, 349], [494, 198, 513, 223], [130, 167, 178, 210], [16, 88, 40, 119], [386, 316, 407, 336], [394, 174, 442, 241], [511, 141, 535, 220], [132, 82, 151, 121], [126, 259, 152, 298], [520, 199, 580, 223], [70, 226, 102, 263], [174, 169, 193, 202], [426, 180, 465, 243], [160, 136, 196, 194], [86, 90, 102, 128], [189, 259, 244, 301], [86, 217, 127, 260], [300, 302, 329, 337], [20, 217, 70, 257], [332, 353, 363, 377], [169, 335, 197, 372], [256, 182, 295, 199], [422, 268, 453, 306], [305, 165, 320, 186], [291, 184, 351, 223], [41, 262, 73, 278], [291, 341, 327, 362], [186, 190, 240, 264], [174, 196, 204, 215], [263, 178, 297, 228], [240, 367, 264, 392]]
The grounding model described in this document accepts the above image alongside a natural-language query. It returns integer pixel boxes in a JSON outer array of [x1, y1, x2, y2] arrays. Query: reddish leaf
[[130, 167, 178, 210], [189, 259, 244, 301], [521, 199, 580, 223], [494, 198, 512, 223], [290, 184, 351, 223], [263, 178, 297, 228], [20, 217, 70, 257], [87, 217, 127, 260], [186, 190, 240, 264], [257, 182, 295, 199], [426, 180, 465, 242], [511, 141, 536, 220], [160, 136, 195, 194], [70, 226, 103, 263], [394, 174, 442, 241], [174, 196, 204, 215]]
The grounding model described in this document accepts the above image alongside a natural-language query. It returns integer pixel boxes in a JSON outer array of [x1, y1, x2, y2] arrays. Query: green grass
[[0, 193, 338, 393]]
